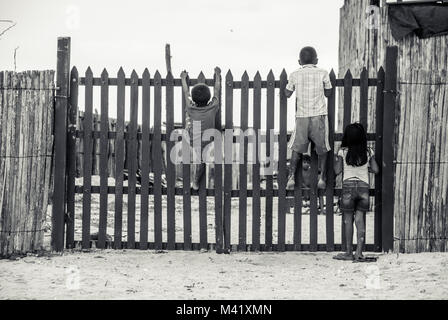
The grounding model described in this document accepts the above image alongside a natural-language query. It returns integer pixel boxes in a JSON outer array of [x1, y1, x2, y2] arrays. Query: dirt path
[[1, 250, 447, 300]]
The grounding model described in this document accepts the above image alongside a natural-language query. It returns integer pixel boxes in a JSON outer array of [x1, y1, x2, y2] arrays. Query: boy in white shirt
[[285, 46, 333, 190]]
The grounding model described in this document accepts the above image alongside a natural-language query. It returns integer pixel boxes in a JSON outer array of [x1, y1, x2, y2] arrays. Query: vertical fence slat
[[252, 72, 261, 251], [343, 70, 353, 129], [265, 70, 275, 251], [127, 70, 139, 249], [360, 67, 369, 129], [66, 67, 78, 249], [114, 68, 125, 249], [309, 148, 319, 252], [52, 37, 70, 252], [182, 74, 192, 250], [153, 71, 163, 250], [359, 67, 369, 251], [214, 70, 223, 253], [278, 69, 288, 252], [197, 72, 208, 250], [98, 69, 109, 249], [293, 156, 303, 251], [0, 72, 5, 252], [224, 70, 233, 252], [82, 67, 93, 249], [325, 70, 336, 252], [140, 69, 151, 250], [238, 72, 249, 251], [374, 67, 385, 252], [166, 71, 176, 250], [382, 46, 398, 253], [341, 69, 353, 252]]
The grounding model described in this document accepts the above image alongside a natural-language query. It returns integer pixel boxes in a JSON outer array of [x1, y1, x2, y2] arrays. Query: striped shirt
[[286, 65, 332, 118]]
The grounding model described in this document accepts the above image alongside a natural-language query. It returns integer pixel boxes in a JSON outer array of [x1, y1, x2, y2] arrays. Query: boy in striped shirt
[[285, 47, 333, 190]]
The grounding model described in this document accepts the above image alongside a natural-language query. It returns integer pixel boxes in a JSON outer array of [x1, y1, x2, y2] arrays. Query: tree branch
[[0, 21, 17, 39]]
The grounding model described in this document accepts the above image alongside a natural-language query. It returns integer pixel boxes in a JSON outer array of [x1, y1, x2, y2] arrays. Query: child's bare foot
[[317, 178, 326, 190], [192, 181, 200, 191], [333, 253, 354, 261], [353, 254, 378, 263]]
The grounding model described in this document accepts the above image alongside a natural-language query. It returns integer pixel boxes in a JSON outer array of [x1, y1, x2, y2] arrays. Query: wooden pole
[[52, 37, 70, 252], [382, 46, 398, 253], [165, 44, 172, 74]]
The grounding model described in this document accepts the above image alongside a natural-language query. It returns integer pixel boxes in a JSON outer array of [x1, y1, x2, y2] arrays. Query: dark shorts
[[340, 179, 370, 213], [288, 115, 331, 156]]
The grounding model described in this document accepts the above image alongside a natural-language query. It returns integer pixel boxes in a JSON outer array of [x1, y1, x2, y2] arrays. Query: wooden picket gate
[[51, 38, 398, 253]]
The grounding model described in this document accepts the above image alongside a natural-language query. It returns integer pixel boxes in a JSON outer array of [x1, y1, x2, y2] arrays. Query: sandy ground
[[1, 250, 447, 300], [9, 176, 443, 300]]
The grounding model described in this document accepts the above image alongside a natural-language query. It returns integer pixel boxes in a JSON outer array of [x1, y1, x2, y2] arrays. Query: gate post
[[382, 46, 398, 253], [51, 37, 71, 252]]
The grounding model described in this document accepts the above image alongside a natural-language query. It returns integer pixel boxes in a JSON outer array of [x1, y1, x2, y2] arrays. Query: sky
[[0, 0, 345, 127]]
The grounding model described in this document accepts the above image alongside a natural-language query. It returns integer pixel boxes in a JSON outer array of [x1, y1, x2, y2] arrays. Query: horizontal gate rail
[[72, 241, 376, 253], [78, 77, 379, 88], [74, 131, 377, 142], [73, 186, 376, 197]]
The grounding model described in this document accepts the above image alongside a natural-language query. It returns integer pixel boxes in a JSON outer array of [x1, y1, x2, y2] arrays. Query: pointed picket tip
[[242, 71, 249, 81], [197, 71, 206, 83], [378, 66, 385, 75], [329, 69, 336, 78], [280, 69, 287, 80], [117, 67, 125, 77], [344, 69, 353, 79], [254, 71, 261, 81], [154, 70, 161, 79], [131, 69, 138, 78], [101, 68, 108, 78], [267, 69, 275, 80], [143, 68, 150, 77], [360, 67, 368, 77], [86, 66, 93, 76], [71, 66, 78, 77], [225, 70, 233, 79]]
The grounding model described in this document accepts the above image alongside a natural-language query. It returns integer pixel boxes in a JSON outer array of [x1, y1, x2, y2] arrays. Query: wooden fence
[[0, 70, 54, 257], [51, 37, 397, 253], [339, 0, 448, 253]]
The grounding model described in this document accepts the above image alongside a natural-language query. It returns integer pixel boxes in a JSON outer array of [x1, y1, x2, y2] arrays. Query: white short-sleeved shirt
[[286, 65, 332, 118], [338, 148, 374, 184]]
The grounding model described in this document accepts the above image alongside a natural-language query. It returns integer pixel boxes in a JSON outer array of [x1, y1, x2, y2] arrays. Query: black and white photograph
[[0, 0, 448, 305]]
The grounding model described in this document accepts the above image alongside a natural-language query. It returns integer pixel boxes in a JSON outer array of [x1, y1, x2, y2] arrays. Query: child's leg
[[354, 210, 366, 259], [343, 210, 355, 256], [286, 151, 301, 190], [317, 152, 328, 189], [192, 163, 206, 191], [309, 116, 331, 189]]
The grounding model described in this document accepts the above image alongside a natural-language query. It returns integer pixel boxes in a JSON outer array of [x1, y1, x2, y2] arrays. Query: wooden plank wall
[[0, 71, 55, 257], [339, 0, 448, 252]]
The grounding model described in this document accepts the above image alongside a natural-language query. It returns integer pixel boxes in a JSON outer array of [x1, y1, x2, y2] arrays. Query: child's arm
[[334, 154, 343, 176], [323, 71, 333, 98], [181, 71, 191, 100], [369, 157, 380, 174], [213, 67, 221, 99], [285, 73, 295, 98]]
